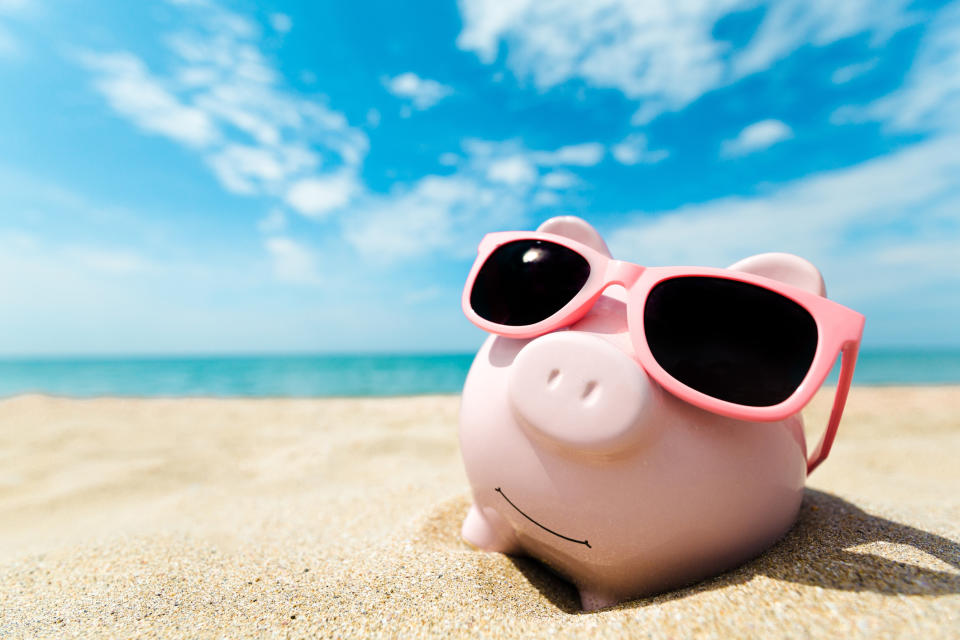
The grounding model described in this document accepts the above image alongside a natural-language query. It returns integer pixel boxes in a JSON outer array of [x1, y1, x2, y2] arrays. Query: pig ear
[[536, 216, 612, 257], [728, 252, 826, 297]]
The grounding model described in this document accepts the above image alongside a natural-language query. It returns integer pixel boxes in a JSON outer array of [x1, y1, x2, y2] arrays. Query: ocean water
[[0, 354, 474, 398], [0, 349, 957, 398]]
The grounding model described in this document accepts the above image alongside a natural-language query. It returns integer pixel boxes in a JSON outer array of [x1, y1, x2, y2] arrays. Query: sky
[[0, 0, 958, 356]]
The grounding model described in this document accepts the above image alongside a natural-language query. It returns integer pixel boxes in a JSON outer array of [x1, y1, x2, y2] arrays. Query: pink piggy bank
[[459, 216, 863, 611]]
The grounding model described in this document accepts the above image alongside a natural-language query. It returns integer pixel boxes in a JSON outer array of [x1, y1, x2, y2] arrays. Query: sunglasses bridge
[[603, 260, 646, 289]]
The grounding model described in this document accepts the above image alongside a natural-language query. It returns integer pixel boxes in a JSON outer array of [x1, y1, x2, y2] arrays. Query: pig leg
[[462, 504, 522, 554]]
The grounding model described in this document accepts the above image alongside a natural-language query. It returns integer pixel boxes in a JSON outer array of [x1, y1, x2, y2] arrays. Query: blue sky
[[0, 0, 958, 355]]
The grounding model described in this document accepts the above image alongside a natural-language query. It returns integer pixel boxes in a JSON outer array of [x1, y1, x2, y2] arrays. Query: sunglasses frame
[[462, 230, 865, 474]]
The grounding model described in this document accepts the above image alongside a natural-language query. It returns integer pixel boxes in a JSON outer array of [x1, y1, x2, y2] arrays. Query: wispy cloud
[[206, 143, 316, 195], [457, 0, 914, 124], [438, 152, 460, 166], [540, 170, 578, 189], [831, 58, 878, 84], [383, 72, 454, 110], [257, 208, 287, 234], [74, 2, 611, 271], [864, 3, 960, 134], [344, 138, 599, 262], [721, 119, 793, 157], [486, 155, 537, 185], [611, 133, 668, 165], [284, 170, 358, 219], [730, 0, 913, 78], [607, 135, 960, 313], [530, 142, 604, 167], [78, 51, 219, 147], [269, 13, 292, 35], [8, 0, 954, 354], [0, 0, 34, 59], [0, 0, 31, 11], [264, 236, 321, 284], [76, 0, 368, 222]]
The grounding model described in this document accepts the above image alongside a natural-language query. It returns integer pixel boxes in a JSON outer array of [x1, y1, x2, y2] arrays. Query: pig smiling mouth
[[495, 487, 591, 549]]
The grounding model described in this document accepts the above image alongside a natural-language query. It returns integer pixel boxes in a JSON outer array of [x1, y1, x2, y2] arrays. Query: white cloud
[[607, 135, 960, 307], [457, 0, 914, 123], [345, 176, 487, 261], [438, 152, 460, 166], [828, 105, 862, 127], [77, 1, 368, 217], [831, 58, 878, 84], [532, 190, 561, 207], [456, 0, 532, 63], [257, 208, 287, 233], [611, 133, 668, 165], [486, 155, 537, 185], [0, 0, 27, 57], [285, 171, 357, 218], [265, 236, 321, 284], [345, 173, 534, 263], [866, 4, 960, 134], [344, 139, 593, 261], [207, 143, 317, 195], [731, 0, 912, 78], [78, 51, 219, 147], [541, 170, 577, 189], [463, 138, 603, 169], [383, 72, 454, 110], [269, 13, 292, 34], [721, 119, 793, 157], [531, 142, 604, 166], [191, 86, 282, 146]]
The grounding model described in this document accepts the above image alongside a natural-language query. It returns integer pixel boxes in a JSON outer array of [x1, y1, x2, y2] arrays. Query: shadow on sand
[[510, 489, 960, 614]]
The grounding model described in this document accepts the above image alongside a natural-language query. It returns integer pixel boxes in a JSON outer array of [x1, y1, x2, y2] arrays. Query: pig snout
[[507, 332, 660, 455]]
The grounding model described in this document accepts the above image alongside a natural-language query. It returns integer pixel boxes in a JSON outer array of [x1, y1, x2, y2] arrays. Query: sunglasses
[[462, 231, 865, 474]]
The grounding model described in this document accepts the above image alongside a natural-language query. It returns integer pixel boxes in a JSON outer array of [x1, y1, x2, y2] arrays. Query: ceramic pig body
[[459, 217, 818, 611]]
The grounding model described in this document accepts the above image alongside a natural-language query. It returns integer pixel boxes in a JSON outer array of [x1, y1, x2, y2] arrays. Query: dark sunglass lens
[[470, 240, 591, 326], [644, 276, 818, 407]]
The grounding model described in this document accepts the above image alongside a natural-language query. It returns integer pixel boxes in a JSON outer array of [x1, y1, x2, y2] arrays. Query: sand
[[0, 387, 957, 638]]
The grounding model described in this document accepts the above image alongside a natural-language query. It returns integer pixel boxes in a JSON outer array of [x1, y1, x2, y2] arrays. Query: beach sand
[[0, 387, 958, 638]]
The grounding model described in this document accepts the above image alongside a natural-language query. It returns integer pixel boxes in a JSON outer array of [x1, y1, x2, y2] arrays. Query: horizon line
[[2, 345, 960, 361]]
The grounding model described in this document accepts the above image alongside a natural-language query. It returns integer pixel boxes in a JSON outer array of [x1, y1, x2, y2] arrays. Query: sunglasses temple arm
[[806, 341, 860, 475]]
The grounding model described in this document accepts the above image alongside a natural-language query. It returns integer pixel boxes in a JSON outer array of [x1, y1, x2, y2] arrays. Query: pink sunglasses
[[462, 231, 865, 474]]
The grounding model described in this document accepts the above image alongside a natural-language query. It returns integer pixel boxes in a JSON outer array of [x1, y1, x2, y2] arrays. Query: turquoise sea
[[0, 349, 958, 398]]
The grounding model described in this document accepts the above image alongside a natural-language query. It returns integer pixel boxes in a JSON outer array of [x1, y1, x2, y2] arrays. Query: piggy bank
[[459, 216, 863, 611]]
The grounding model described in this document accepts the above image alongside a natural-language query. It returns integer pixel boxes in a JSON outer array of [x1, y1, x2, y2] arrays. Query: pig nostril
[[580, 380, 600, 405], [547, 369, 562, 389]]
